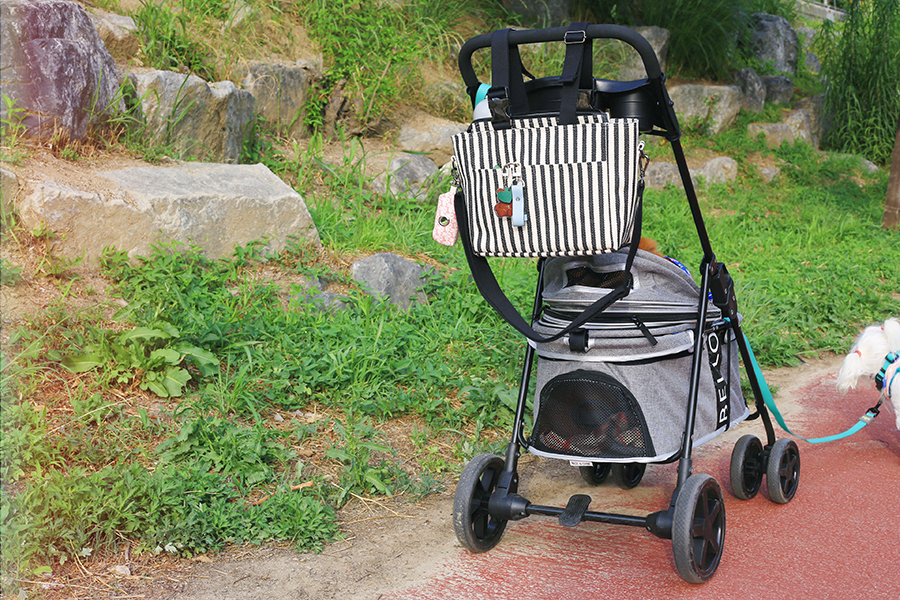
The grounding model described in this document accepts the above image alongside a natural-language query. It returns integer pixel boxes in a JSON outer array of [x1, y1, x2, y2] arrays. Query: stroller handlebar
[[457, 24, 663, 90]]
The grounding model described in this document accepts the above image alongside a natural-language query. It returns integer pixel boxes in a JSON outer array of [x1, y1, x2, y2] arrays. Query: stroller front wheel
[[453, 453, 508, 552], [672, 473, 726, 583]]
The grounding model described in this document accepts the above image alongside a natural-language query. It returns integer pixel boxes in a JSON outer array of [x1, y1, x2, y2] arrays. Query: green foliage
[[818, 0, 900, 165], [61, 323, 219, 398], [156, 416, 290, 490], [0, 93, 28, 163], [2, 462, 337, 572], [133, 0, 216, 81], [296, 0, 501, 131], [1, 258, 22, 286]]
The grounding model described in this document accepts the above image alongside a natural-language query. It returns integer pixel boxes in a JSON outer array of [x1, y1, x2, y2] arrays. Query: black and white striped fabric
[[452, 114, 642, 258]]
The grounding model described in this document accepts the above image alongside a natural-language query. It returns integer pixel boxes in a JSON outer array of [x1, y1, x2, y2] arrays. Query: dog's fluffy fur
[[836, 318, 900, 429]]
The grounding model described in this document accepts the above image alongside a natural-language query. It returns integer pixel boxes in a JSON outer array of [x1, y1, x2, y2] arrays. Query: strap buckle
[[565, 30, 587, 44]]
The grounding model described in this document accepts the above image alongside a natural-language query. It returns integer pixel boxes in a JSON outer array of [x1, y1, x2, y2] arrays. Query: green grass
[[643, 140, 898, 365]]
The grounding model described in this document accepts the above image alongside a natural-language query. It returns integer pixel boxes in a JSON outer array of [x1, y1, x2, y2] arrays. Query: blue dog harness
[[875, 351, 899, 399]]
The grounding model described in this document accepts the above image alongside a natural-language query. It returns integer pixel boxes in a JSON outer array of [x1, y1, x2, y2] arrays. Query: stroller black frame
[[451, 24, 801, 584]]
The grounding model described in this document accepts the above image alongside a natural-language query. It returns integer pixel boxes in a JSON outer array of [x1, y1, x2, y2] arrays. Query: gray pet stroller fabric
[[528, 249, 749, 463]]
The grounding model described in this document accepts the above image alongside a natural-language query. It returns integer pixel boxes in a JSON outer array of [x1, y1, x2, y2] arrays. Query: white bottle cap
[[473, 99, 490, 120]]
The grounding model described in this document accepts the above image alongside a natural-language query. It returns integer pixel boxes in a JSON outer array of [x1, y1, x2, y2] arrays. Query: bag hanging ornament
[[432, 186, 459, 246]]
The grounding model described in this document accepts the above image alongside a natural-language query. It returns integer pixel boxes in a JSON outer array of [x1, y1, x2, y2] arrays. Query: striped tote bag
[[452, 113, 642, 258]]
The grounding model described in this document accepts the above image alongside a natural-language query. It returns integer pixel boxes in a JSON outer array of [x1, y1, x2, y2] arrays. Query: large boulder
[[733, 68, 766, 113], [372, 153, 439, 199], [16, 163, 319, 264], [619, 26, 670, 81], [87, 8, 140, 61], [760, 75, 794, 106], [750, 13, 799, 76], [747, 110, 815, 149], [668, 85, 742, 136], [0, 0, 122, 141], [234, 61, 318, 140], [126, 70, 256, 163]]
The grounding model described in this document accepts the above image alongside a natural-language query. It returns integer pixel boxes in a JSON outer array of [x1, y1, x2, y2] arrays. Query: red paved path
[[388, 377, 900, 600]]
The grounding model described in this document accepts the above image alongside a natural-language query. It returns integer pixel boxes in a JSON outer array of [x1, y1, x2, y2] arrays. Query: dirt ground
[[104, 356, 844, 600]]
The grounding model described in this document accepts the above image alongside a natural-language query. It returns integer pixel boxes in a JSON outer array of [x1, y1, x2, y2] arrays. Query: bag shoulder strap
[[454, 183, 645, 344]]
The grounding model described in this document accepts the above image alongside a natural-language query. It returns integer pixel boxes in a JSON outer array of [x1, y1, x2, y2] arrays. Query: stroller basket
[[529, 250, 749, 463]]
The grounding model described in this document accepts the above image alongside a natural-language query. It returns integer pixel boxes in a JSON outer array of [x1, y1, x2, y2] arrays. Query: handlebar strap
[[453, 185, 645, 344], [489, 28, 530, 126], [558, 22, 592, 125]]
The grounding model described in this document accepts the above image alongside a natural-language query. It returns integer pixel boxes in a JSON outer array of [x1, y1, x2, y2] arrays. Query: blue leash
[[743, 334, 882, 444]]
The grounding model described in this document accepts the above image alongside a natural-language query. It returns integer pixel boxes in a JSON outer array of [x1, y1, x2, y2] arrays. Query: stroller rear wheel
[[579, 462, 612, 485], [729, 434, 763, 500], [453, 453, 508, 552], [766, 438, 800, 504], [611, 463, 646, 489], [672, 473, 726, 583]]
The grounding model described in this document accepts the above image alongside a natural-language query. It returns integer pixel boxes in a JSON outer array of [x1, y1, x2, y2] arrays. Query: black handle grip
[[458, 24, 662, 91]]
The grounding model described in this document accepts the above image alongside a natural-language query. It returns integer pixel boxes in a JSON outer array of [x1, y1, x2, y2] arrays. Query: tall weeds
[[819, 0, 900, 165]]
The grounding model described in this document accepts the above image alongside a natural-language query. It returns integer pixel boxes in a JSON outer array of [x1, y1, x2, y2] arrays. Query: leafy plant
[[156, 416, 290, 490], [1, 258, 22, 286], [61, 324, 219, 398], [0, 93, 28, 162], [325, 418, 409, 503]]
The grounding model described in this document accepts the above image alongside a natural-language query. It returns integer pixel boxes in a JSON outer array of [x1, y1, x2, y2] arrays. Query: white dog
[[836, 318, 900, 429]]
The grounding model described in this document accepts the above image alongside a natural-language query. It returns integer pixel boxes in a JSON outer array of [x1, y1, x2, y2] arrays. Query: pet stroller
[[447, 24, 800, 583]]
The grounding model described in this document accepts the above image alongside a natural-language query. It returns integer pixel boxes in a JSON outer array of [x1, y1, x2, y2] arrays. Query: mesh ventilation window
[[565, 267, 630, 289], [531, 370, 654, 459]]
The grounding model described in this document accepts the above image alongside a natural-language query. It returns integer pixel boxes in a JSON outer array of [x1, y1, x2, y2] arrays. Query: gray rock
[[126, 70, 256, 163], [758, 165, 780, 182], [733, 68, 766, 113], [805, 52, 822, 75], [760, 75, 794, 105], [235, 61, 318, 140], [0, 0, 123, 141], [372, 153, 439, 198], [351, 253, 429, 310], [784, 109, 816, 147], [108, 565, 131, 577], [645, 156, 737, 190], [668, 84, 742, 136], [698, 156, 738, 185], [397, 114, 467, 167], [618, 26, 670, 81], [16, 163, 319, 264], [750, 13, 799, 76], [644, 162, 683, 190], [793, 94, 827, 143], [747, 115, 816, 149], [88, 9, 140, 59]]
